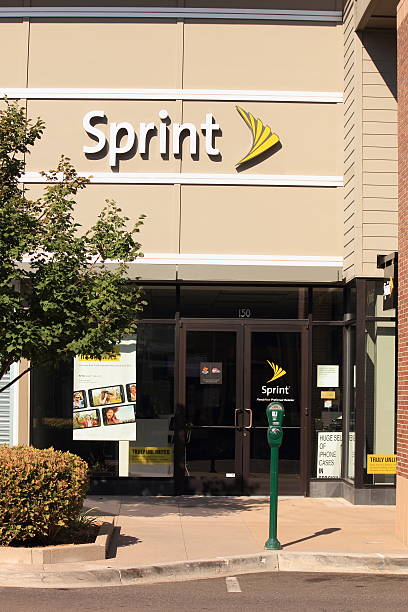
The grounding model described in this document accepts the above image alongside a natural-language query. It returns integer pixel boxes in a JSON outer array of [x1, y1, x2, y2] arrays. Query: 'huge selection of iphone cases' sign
[[73, 337, 137, 441]]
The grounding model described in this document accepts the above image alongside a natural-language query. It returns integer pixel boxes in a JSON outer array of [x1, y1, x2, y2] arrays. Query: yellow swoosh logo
[[266, 360, 286, 383], [236, 106, 280, 166]]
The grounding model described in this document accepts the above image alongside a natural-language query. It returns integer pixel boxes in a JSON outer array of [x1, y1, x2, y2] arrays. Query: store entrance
[[179, 322, 308, 495]]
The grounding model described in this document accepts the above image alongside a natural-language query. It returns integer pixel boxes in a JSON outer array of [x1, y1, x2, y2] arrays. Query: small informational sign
[[367, 454, 396, 474], [129, 446, 173, 465], [316, 432, 342, 478], [317, 365, 339, 388], [127, 419, 174, 477], [321, 390, 336, 399], [200, 362, 222, 384]]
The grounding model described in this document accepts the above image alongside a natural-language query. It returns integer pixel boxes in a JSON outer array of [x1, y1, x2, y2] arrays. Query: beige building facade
[[0, 2, 398, 502]]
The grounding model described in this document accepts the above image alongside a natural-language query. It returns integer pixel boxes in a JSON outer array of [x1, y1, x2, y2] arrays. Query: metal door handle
[[244, 408, 253, 429], [234, 408, 243, 428]]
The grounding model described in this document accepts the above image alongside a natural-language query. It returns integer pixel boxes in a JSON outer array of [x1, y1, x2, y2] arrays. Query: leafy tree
[[0, 100, 145, 391]]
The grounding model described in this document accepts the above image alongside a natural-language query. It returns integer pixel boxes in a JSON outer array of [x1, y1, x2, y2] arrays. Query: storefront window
[[364, 320, 396, 485], [31, 323, 175, 483], [180, 286, 308, 318], [312, 326, 343, 480], [131, 323, 175, 477], [138, 286, 177, 318], [312, 288, 344, 321]]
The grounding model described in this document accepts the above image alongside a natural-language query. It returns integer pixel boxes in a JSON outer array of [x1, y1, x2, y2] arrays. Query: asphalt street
[[1, 572, 408, 612]]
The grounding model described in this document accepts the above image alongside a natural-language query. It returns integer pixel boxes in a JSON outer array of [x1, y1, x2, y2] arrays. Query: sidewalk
[[1, 496, 408, 588], [84, 495, 407, 564]]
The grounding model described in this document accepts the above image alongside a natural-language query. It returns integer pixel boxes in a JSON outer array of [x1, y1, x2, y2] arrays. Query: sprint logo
[[236, 106, 280, 166], [83, 106, 280, 168], [266, 360, 286, 383], [260, 361, 289, 399]]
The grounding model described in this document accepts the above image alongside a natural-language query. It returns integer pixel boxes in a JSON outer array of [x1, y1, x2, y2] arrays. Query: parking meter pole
[[264, 402, 284, 551], [265, 446, 281, 550]]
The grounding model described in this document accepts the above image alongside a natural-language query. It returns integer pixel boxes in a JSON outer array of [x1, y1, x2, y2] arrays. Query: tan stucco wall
[[0, 9, 343, 277], [18, 360, 30, 445]]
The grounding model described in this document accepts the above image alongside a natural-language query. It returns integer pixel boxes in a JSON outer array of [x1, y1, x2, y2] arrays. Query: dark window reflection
[[181, 286, 307, 318], [313, 288, 344, 321], [138, 286, 177, 318], [136, 323, 175, 418]]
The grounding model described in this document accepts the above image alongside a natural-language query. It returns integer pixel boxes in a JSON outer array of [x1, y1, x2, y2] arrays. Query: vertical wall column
[[396, 0, 408, 545]]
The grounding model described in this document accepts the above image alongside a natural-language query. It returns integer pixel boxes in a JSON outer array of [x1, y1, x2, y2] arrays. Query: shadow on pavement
[[107, 527, 141, 559], [114, 496, 270, 518], [282, 527, 342, 548]]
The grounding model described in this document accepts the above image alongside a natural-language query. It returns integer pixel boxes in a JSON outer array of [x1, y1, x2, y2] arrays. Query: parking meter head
[[266, 402, 285, 427]]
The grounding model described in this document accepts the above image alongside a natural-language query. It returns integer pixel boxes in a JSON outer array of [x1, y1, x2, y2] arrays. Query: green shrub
[[0, 445, 89, 546]]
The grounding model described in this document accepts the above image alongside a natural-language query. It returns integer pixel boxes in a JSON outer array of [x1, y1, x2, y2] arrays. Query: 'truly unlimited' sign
[[82, 107, 280, 167]]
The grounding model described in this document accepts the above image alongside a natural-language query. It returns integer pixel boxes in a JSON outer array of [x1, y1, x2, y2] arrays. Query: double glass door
[[180, 322, 307, 495]]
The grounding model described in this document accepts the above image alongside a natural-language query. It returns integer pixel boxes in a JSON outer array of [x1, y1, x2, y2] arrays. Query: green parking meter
[[265, 402, 285, 551]]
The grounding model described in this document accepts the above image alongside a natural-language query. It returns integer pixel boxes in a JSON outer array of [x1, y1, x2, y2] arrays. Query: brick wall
[[398, 2, 408, 483]]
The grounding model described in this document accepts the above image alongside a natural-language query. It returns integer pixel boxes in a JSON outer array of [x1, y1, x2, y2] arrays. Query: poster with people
[[73, 336, 137, 441]]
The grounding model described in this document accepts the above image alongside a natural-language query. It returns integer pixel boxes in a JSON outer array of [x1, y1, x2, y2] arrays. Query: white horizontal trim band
[[1, 88, 343, 103], [126, 253, 343, 267], [21, 252, 342, 267], [21, 172, 343, 187], [0, 7, 342, 22]]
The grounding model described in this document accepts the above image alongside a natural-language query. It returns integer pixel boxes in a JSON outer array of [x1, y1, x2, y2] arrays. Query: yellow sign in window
[[129, 446, 173, 465], [367, 454, 396, 474], [321, 391, 336, 399]]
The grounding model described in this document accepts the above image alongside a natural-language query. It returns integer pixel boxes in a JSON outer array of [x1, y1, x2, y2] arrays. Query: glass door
[[178, 322, 308, 496], [182, 326, 244, 494], [243, 325, 307, 495]]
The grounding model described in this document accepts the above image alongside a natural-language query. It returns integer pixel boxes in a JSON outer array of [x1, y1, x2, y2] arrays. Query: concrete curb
[[0, 521, 114, 565], [1, 550, 408, 588]]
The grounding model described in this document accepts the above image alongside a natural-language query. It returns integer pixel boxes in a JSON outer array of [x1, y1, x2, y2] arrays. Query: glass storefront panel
[[313, 288, 344, 321], [131, 323, 175, 477], [138, 286, 177, 318], [180, 286, 308, 319], [312, 326, 343, 480], [32, 322, 175, 481], [364, 320, 396, 485], [184, 330, 239, 494], [249, 330, 302, 495]]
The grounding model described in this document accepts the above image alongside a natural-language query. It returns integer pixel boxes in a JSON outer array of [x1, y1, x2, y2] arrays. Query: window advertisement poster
[[367, 454, 397, 474], [73, 336, 137, 441], [128, 417, 174, 477], [316, 431, 342, 478]]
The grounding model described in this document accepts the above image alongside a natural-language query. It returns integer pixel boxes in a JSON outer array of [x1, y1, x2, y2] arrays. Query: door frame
[[174, 319, 310, 495]]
